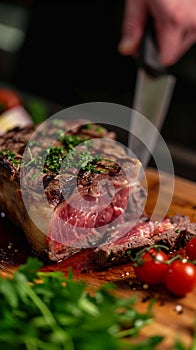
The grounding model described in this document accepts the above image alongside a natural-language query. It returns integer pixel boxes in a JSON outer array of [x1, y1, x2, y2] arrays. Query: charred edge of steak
[[42, 156, 141, 208], [0, 125, 35, 181], [0, 121, 141, 202], [93, 215, 196, 270], [0, 121, 115, 181]]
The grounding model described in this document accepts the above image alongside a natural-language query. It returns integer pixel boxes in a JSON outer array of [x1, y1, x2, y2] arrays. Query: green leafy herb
[[44, 146, 66, 174], [0, 149, 22, 168], [83, 124, 104, 133], [84, 124, 93, 130], [59, 134, 83, 149], [0, 257, 194, 349], [43, 147, 104, 175], [0, 257, 164, 350], [97, 125, 104, 133], [19, 131, 104, 175], [25, 99, 48, 123]]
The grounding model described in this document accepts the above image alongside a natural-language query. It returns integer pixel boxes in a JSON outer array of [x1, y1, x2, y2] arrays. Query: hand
[[118, 0, 196, 66]]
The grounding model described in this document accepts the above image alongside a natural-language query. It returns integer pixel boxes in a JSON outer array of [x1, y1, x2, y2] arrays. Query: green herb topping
[[84, 123, 93, 130], [0, 124, 110, 176], [44, 147, 104, 174], [0, 149, 22, 168], [59, 134, 83, 149]]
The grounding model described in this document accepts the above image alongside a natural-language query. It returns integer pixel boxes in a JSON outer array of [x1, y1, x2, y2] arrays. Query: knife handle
[[139, 17, 168, 77]]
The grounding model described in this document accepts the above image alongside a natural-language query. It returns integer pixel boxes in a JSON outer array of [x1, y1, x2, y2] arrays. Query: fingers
[[118, 0, 148, 56], [179, 30, 196, 57], [154, 22, 183, 66], [150, 0, 196, 66], [155, 21, 196, 66]]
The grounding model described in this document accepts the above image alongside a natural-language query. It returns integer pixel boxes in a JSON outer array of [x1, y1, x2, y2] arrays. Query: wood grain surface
[[0, 167, 196, 349]]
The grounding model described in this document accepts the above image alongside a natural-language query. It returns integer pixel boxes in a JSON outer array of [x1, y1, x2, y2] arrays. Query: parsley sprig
[[0, 257, 164, 350], [0, 149, 22, 168]]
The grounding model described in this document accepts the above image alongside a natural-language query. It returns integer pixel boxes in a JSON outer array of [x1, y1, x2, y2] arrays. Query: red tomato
[[165, 260, 196, 296], [133, 248, 169, 284], [0, 88, 21, 112], [186, 237, 196, 261]]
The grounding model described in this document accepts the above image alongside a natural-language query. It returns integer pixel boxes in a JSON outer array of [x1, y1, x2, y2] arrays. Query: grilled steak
[[93, 215, 196, 269], [0, 119, 145, 262]]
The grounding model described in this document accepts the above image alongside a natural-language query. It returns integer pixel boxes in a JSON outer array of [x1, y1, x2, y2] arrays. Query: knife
[[128, 19, 176, 169]]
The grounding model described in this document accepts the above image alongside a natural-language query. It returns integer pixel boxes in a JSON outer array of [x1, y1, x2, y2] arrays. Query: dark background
[[0, 0, 195, 181]]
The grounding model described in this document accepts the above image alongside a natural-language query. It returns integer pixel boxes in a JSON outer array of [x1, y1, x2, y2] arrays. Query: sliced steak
[[0, 119, 145, 262], [93, 215, 196, 269]]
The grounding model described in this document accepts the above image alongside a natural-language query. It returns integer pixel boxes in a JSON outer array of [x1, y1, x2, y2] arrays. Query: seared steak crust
[[0, 120, 144, 261], [93, 215, 196, 269]]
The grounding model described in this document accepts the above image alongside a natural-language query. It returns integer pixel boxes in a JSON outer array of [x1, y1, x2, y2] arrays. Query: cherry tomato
[[186, 237, 196, 261], [165, 260, 196, 296], [0, 88, 21, 112], [133, 248, 169, 284]]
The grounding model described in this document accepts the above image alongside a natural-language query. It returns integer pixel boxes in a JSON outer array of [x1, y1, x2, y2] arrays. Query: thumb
[[118, 0, 147, 56]]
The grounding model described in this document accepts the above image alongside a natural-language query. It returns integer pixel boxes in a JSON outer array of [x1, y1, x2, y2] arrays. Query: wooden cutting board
[[0, 167, 196, 349]]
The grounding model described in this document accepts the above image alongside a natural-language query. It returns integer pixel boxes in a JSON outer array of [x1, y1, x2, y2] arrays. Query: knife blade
[[128, 19, 176, 169]]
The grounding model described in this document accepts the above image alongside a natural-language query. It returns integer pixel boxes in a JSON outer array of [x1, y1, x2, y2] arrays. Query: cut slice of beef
[[93, 215, 196, 269], [0, 119, 145, 262]]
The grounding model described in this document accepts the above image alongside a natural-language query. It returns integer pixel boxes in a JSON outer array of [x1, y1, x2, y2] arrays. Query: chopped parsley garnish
[[97, 125, 104, 133], [21, 145, 105, 175], [59, 134, 82, 149], [0, 149, 22, 168], [0, 124, 109, 176], [44, 147, 104, 174], [83, 123, 104, 133], [84, 123, 93, 130], [61, 149, 103, 172], [44, 146, 66, 174], [50, 119, 65, 127]]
